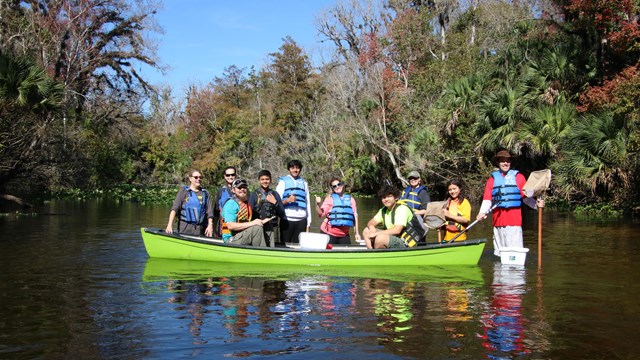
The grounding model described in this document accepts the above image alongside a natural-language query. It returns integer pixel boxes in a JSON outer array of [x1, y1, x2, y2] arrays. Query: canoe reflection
[[142, 258, 486, 356]]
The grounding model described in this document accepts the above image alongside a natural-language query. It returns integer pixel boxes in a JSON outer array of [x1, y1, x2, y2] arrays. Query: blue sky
[[142, 0, 338, 95]]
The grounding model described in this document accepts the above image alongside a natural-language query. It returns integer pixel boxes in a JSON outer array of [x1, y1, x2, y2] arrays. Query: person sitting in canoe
[[165, 169, 214, 236], [363, 185, 426, 249], [221, 179, 270, 247]]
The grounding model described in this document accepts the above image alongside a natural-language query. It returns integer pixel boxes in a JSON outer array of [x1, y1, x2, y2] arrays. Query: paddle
[[447, 201, 502, 243], [523, 169, 552, 269]]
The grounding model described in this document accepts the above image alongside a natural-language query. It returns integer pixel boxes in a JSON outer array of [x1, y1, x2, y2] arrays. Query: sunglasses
[[331, 182, 343, 189], [191, 175, 202, 179], [225, 173, 236, 177]]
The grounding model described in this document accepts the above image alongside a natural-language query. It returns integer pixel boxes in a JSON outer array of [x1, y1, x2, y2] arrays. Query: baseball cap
[[232, 179, 248, 188]]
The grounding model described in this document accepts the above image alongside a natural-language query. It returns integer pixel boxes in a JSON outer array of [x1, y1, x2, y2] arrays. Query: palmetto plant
[[0, 50, 64, 186], [440, 74, 487, 135], [474, 83, 535, 155], [521, 101, 576, 158], [553, 112, 629, 198], [0, 51, 63, 113]]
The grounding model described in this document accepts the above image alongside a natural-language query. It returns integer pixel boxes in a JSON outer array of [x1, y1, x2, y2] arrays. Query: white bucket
[[299, 232, 330, 250], [500, 247, 529, 266]]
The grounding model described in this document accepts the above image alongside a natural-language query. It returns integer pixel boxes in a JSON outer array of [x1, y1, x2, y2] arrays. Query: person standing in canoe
[[363, 185, 426, 249], [221, 179, 269, 247], [276, 160, 311, 244], [476, 150, 544, 255], [248, 169, 285, 247], [213, 166, 238, 238], [315, 177, 361, 245], [442, 179, 472, 242], [166, 169, 214, 236], [398, 170, 430, 218]]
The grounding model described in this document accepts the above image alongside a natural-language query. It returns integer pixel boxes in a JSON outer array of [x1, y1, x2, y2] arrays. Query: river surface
[[1, 198, 639, 359]]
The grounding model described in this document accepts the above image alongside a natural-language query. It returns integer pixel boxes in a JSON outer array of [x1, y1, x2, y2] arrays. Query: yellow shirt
[[444, 198, 471, 241]]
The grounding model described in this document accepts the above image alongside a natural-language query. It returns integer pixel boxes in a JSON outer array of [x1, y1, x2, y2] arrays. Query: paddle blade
[[524, 169, 552, 197]]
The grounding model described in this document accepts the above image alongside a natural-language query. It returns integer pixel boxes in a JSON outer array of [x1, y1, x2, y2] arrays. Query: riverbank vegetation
[[1, 0, 638, 215]]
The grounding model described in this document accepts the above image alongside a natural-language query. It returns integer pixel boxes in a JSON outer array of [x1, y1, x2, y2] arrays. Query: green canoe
[[141, 227, 486, 266]]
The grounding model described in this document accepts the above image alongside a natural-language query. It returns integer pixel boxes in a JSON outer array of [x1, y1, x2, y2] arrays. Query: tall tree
[[3, 0, 161, 117], [268, 36, 314, 131]]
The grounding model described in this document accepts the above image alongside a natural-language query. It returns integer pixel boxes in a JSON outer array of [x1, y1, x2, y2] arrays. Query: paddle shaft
[[447, 202, 500, 243], [538, 196, 543, 269]]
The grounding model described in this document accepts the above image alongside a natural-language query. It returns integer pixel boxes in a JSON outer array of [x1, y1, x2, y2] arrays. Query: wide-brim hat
[[491, 150, 515, 166]]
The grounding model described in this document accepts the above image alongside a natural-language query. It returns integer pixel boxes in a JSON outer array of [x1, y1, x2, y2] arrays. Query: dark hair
[[257, 169, 272, 179], [187, 169, 201, 181], [287, 159, 303, 169], [377, 185, 400, 198], [223, 166, 236, 174], [328, 177, 341, 188], [447, 179, 467, 202]]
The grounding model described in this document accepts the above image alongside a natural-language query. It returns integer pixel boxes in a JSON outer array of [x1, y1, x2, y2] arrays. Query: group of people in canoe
[[165, 150, 544, 256]]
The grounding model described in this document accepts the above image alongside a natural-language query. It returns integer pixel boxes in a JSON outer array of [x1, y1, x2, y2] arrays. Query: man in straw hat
[[476, 150, 543, 256]]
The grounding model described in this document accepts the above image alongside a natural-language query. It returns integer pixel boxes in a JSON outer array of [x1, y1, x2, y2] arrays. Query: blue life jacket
[[399, 185, 427, 210], [329, 193, 355, 227], [180, 186, 208, 224], [491, 170, 522, 208], [217, 186, 232, 213], [280, 175, 307, 209]]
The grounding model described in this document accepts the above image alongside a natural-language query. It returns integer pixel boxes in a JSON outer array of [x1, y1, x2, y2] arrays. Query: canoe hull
[[141, 228, 486, 266]]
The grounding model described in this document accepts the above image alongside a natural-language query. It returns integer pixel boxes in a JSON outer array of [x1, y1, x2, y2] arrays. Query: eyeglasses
[[331, 182, 343, 189], [225, 173, 236, 177], [191, 175, 202, 179]]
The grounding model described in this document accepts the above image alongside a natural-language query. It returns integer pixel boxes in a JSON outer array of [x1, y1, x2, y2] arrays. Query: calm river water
[[1, 198, 639, 359]]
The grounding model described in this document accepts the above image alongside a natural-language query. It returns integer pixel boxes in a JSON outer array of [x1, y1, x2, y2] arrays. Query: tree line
[[1, 0, 638, 214]]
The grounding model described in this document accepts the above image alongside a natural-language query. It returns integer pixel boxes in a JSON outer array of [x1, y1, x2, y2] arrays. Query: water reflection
[[481, 264, 529, 358], [162, 275, 292, 355], [444, 288, 473, 353], [142, 258, 489, 358]]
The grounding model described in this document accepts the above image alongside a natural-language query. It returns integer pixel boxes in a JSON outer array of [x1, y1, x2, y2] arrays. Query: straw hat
[[491, 150, 515, 166]]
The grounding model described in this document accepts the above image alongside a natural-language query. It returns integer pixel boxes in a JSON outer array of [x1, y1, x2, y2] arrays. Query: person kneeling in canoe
[[221, 179, 269, 247], [363, 185, 426, 249]]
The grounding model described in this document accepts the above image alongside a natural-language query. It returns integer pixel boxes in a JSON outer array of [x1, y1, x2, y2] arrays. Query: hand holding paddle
[[449, 201, 501, 243]]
